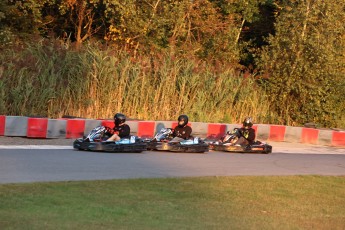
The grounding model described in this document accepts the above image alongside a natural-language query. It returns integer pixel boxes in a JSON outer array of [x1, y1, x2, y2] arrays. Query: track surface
[[0, 140, 344, 183]]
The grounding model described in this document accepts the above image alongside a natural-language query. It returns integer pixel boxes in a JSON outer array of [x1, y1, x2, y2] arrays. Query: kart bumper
[[73, 138, 147, 153]]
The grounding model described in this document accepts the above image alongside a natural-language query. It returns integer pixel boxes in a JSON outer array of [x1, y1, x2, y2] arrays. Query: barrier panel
[[66, 119, 85, 139], [332, 131, 345, 146], [256, 124, 270, 141], [269, 125, 286, 142], [84, 119, 102, 136], [207, 123, 227, 139], [226, 124, 240, 133], [47, 119, 67, 138], [0, 115, 343, 147], [284, 126, 302, 143], [126, 121, 139, 136], [318, 129, 333, 146], [101, 120, 114, 129], [189, 122, 208, 138], [0, 115, 5, 136], [4, 116, 28, 136], [137, 121, 155, 138], [155, 121, 174, 134], [27, 118, 48, 138], [301, 128, 319, 144]]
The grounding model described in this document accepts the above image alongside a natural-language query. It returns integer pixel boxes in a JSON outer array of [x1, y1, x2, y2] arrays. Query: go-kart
[[73, 126, 147, 153], [145, 128, 209, 153], [206, 128, 272, 154]]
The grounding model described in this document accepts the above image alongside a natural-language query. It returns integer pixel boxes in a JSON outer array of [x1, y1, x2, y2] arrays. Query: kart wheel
[[265, 147, 272, 154]]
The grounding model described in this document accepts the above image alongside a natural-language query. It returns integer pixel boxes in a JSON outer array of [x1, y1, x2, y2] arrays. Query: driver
[[233, 117, 256, 145], [105, 113, 130, 141], [170, 114, 192, 142]]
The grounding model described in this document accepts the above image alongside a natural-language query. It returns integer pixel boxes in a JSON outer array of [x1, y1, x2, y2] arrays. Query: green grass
[[0, 176, 344, 230]]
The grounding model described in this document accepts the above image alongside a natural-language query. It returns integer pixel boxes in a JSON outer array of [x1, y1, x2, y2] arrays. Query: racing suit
[[105, 124, 130, 138], [235, 127, 255, 145], [170, 125, 192, 142]]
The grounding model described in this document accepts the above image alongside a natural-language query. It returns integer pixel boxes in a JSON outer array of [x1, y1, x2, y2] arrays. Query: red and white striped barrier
[[27, 117, 48, 138], [0, 115, 5, 136], [0, 116, 344, 147]]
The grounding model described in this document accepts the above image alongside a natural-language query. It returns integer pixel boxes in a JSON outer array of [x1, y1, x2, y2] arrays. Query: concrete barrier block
[[155, 121, 173, 134], [226, 124, 240, 133], [191, 122, 208, 138], [127, 121, 139, 135], [318, 129, 333, 146], [284, 126, 302, 143], [84, 119, 102, 136], [5, 116, 28, 136], [269, 125, 286, 142], [332, 131, 345, 147], [47, 119, 67, 138], [0, 115, 5, 136], [256, 124, 270, 141], [137, 121, 155, 138], [301, 128, 319, 144], [27, 118, 48, 138], [66, 119, 86, 139]]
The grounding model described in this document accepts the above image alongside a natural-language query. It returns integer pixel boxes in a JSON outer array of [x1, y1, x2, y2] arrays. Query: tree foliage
[[258, 0, 345, 127]]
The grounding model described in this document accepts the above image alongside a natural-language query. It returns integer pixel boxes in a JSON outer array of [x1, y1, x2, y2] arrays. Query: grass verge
[[0, 176, 344, 230]]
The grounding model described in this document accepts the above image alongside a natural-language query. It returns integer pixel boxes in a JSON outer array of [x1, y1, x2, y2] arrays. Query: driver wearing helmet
[[170, 114, 192, 142], [234, 117, 256, 145], [106, 113, 130, 141]]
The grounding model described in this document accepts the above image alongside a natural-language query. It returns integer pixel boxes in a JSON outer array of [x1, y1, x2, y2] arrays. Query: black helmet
[[243, 117, 253, 128], [114, 113, 126, 126], [177, 114, 188, 127]]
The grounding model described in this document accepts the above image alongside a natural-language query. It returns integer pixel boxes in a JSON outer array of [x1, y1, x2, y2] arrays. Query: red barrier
[[0, 115, 5, 136], [332, 131, 345, 146], [27, 118, 48, 138], [137, 121, 155, 138], [269, 125, 286, 142], [101, 120, 114, 129], [207, 123, 227, 139], [301, 128, 319, 144], [66, 119, 85, 139]]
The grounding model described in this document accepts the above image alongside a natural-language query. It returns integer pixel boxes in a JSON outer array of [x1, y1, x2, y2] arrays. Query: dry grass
[[0, 41, 272, 124]]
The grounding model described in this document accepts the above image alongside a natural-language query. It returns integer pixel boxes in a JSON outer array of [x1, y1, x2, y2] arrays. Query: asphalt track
[[0, 141, 344, 183]]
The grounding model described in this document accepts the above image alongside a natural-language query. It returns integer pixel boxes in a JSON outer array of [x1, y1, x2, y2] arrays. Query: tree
[[0, 0, 48, 47], [258, 0, 345, 127], [44, 0, 107, 48]]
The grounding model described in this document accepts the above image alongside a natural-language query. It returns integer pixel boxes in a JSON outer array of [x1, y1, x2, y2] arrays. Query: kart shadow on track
[[73, 126, 147, 153], [144, 128, 209, 153]]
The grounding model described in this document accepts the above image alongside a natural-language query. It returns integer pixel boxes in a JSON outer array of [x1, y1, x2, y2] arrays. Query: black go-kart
[[73, 126, 147, 153], [145, 128, 209, 153], [206, 128, 272, 154]]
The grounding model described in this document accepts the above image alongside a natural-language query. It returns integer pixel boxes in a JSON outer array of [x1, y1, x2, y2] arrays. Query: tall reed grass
[[0, 40, 273, 124]]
